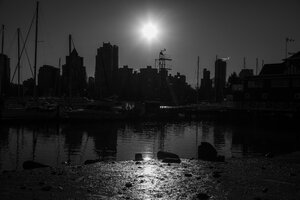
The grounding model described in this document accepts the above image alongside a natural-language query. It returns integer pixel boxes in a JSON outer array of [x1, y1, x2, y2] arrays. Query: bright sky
[[1, 0, 300, 86]]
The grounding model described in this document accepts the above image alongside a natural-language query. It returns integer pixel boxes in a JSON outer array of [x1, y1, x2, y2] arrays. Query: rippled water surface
[[0, 121, 299, 171]]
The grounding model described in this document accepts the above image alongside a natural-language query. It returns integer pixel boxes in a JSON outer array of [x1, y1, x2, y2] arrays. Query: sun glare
[[141, 22, 158, 41]]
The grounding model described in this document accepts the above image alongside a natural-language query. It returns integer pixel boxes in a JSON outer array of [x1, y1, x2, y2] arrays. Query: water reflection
[[0, 121, 299, 171]]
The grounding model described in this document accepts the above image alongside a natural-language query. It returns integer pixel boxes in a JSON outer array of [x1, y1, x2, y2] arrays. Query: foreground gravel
[[1, 153, 300, 200]]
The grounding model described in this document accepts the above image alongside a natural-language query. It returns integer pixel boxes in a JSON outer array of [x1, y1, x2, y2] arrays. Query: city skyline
[[1, 0, 300, 86]]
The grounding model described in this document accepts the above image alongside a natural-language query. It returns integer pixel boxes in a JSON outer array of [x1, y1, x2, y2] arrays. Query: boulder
[[198, 142, 221, 161], [157, 151, 181, 163], [23, 161, 49, 170], [84, 159, 101, 165], [157, 151, 179, 160], [135, 153, 143, 161]]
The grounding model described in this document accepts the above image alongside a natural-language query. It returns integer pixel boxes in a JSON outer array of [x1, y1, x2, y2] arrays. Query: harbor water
[[0, 120, 299, 171]]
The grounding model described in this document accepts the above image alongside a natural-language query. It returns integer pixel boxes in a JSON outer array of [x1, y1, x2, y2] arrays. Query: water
[[0, 120, 299, 171]]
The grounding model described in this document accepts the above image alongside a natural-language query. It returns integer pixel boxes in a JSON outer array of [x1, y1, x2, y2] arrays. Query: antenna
[[243, 57, 246, 69]]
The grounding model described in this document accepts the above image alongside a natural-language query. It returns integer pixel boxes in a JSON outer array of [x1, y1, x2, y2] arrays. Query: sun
[[141, 22, 158, 41]]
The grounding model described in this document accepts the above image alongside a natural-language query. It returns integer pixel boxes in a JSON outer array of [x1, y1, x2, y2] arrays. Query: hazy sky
[[1, 0, 300, 86]]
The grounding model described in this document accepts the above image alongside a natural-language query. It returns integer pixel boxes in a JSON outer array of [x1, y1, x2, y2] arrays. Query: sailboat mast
[[1, 24, 4, 54], [33, 1, 39, 100], [17, 28, 21, 98], [197, 56, 199, 89], [196, 56, 199, 103]]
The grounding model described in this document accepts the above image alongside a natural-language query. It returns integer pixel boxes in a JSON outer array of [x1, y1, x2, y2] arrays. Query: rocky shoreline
[[1, 153, 300, 200]]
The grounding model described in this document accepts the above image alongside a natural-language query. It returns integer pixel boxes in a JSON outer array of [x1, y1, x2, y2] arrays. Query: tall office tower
[[214, 59, 226, 102], [95, 42, 118, 98]]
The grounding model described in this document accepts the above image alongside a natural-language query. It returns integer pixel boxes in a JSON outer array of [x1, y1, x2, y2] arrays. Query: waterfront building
[[116, 65, 134, 99], [38, 65, 60, 96], [0, 53, 10, 96], [62, 48, 87, 97], [87, 76, 95, 98], [139, 66, 160, 101], [95, 42, 118, 98], [233, 51, 300, 109], [169, 72, 192, 104], [23, 78, 34, 96], [239, 69, 253, 79], [214, 59, 227, 102], [200, 68, 213, 101]]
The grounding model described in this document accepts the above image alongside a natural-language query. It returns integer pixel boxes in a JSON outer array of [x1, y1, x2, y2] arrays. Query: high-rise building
[[95, 42, 118, 98], [215, 59, 227, 102], [200, 68, 212, 101], [0, 53, 10, 95], [38, 65, 60, 96], [62, 48, 87, 97]]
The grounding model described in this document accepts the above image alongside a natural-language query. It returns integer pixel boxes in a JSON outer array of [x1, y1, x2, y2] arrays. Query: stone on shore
[[23, 161, 49, 170], [157, 151, 181, 163], [198, 142, 225, 162]]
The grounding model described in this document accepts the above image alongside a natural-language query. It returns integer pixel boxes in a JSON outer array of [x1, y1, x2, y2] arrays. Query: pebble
[[125, 182, 133, 187]]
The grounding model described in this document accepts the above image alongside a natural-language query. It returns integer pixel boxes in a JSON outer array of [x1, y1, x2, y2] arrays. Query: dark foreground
[[1, 153, 300, 200]]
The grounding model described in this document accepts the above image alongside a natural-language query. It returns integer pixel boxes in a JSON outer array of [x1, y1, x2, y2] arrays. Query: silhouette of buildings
[[139, 66, 160, 101], [239, 69, 253, 79], [214, 59, 227, 102], [168, 72, 193, 104], [95, 42, 118, 98], [38, 65, 60, 96], [62, 35, 87, 97], [23, 78, 34, 96], [231, 51, 300, 109], [200, 68, 213, 101], [87, 76, 95, 98], [0, 53, 10, 96], [116, 65, 135, 100]]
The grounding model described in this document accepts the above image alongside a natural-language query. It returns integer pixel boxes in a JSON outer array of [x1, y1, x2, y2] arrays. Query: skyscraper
[[62, 48, 87, 97], [95, 42, 118, 98], [200, 68, 212, 101], [214, 59, 227, 102]]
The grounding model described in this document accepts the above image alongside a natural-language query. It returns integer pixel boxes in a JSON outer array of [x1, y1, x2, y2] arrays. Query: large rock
[[157, 151, 181, 163], [23, 161, 49, 170], [84, 159, 100, 165], [135, 153, 143, 161], [198, 142, 219, 161]]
